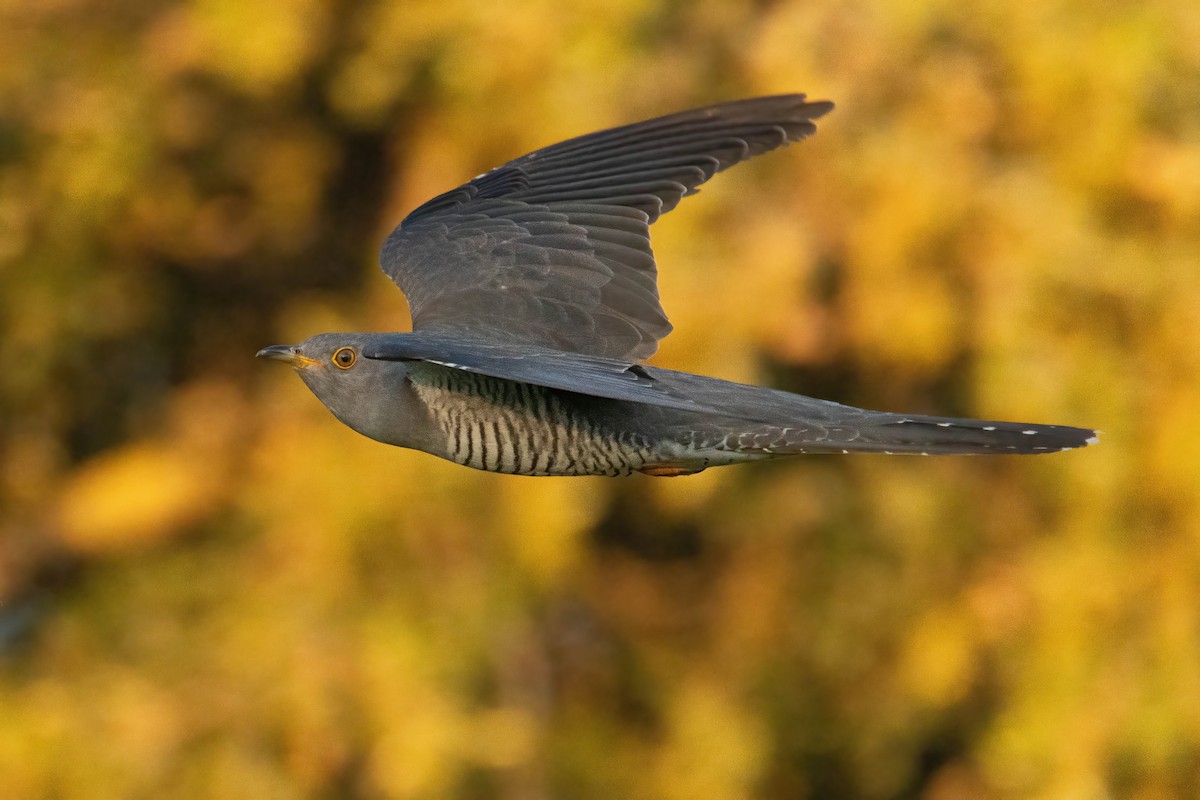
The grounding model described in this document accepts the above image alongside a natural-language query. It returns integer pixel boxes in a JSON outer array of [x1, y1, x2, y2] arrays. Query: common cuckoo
[[258, 95, 1097, 476]]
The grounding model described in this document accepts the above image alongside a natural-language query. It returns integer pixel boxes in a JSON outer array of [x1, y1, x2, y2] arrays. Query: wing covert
[[362, 332, 724, 414]]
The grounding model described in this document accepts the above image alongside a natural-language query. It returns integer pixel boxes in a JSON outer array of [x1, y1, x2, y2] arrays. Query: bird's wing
[[362, 333, 724, 414], [380, 95, 834, 361]]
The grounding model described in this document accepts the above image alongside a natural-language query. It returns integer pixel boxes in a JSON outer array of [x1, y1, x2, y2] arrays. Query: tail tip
[[1062, 431, 1099, 451]]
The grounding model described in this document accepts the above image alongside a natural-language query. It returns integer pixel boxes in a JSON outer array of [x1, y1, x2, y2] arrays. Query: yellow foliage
[[186, 0, 327, 95], [651, 678, 769, 800], [901, 606, 976, 706], [1, 0, 1199, 797], [55, 441, 217, 552]]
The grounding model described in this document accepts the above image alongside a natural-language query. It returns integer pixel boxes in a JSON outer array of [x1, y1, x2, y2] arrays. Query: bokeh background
[[2, 0, 1199, 797]]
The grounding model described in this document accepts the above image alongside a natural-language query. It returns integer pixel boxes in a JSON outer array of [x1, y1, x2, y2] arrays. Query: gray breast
[[407, 365, 661, 476]]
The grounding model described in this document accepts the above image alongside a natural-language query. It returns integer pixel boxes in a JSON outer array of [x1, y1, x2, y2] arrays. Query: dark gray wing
[[362, 332, 724, 414], [380, 95, 835, 361]]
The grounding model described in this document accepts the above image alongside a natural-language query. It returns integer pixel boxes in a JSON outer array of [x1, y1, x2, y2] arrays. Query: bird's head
[[256, 333, 418, 447]]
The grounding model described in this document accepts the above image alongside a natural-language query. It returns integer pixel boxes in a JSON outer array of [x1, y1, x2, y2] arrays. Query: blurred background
[[2, 0, 1199, 797]]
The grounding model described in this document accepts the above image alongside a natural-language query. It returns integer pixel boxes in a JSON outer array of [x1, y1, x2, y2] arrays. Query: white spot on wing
[[1022, 430, 1038, 435], [937, 422, 952, 427], [982, 426, 996, 431]]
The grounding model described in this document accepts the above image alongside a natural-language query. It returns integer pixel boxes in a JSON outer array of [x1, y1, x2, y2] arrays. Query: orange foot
[[637, 464, 706, 477]]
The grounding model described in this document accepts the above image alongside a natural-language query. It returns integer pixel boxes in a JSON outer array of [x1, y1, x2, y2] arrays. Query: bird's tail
[[739, 413, 1098, 456], [645, 366, 1096, 457]]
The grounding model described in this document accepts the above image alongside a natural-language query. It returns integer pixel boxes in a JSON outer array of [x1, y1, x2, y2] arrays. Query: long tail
[[730, 413, 1099, 456], [645, 369, 1097, 456]]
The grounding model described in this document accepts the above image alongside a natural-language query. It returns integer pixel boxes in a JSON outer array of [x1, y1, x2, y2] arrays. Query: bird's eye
[[332, 347, 357, 369]]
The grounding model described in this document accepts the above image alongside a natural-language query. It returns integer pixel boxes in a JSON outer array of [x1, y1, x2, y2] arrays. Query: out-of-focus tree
[[1, 1, 1198, 797]]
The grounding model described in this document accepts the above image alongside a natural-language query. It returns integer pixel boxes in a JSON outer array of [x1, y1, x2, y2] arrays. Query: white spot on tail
[[982, 426, 996, 431], [1086, 435, 1099, 445], [937, 422, 952, 427], [1022, 430, 1038, 435]]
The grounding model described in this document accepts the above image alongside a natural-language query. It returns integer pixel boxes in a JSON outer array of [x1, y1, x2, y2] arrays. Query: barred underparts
[[408, 365, 746, 476]]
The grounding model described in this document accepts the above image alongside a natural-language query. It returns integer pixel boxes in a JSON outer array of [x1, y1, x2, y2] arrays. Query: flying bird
[[258, 95, 1097, 476]]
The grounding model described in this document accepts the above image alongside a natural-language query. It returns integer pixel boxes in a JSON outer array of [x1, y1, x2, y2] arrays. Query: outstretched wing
[[380, 95, 834, 361]]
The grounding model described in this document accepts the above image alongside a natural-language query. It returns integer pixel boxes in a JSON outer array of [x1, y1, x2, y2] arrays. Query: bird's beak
[[256, 345, 318, 368]]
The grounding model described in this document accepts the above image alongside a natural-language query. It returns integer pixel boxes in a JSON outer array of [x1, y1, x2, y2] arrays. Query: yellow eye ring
[[332, 347, 357, 369]]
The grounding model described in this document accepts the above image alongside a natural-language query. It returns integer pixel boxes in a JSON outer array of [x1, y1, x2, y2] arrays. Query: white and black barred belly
[[407, 365, 670, 476]]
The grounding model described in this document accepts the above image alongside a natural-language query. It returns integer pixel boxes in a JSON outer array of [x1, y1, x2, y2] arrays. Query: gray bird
[[258, 95, 1097, 476]]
